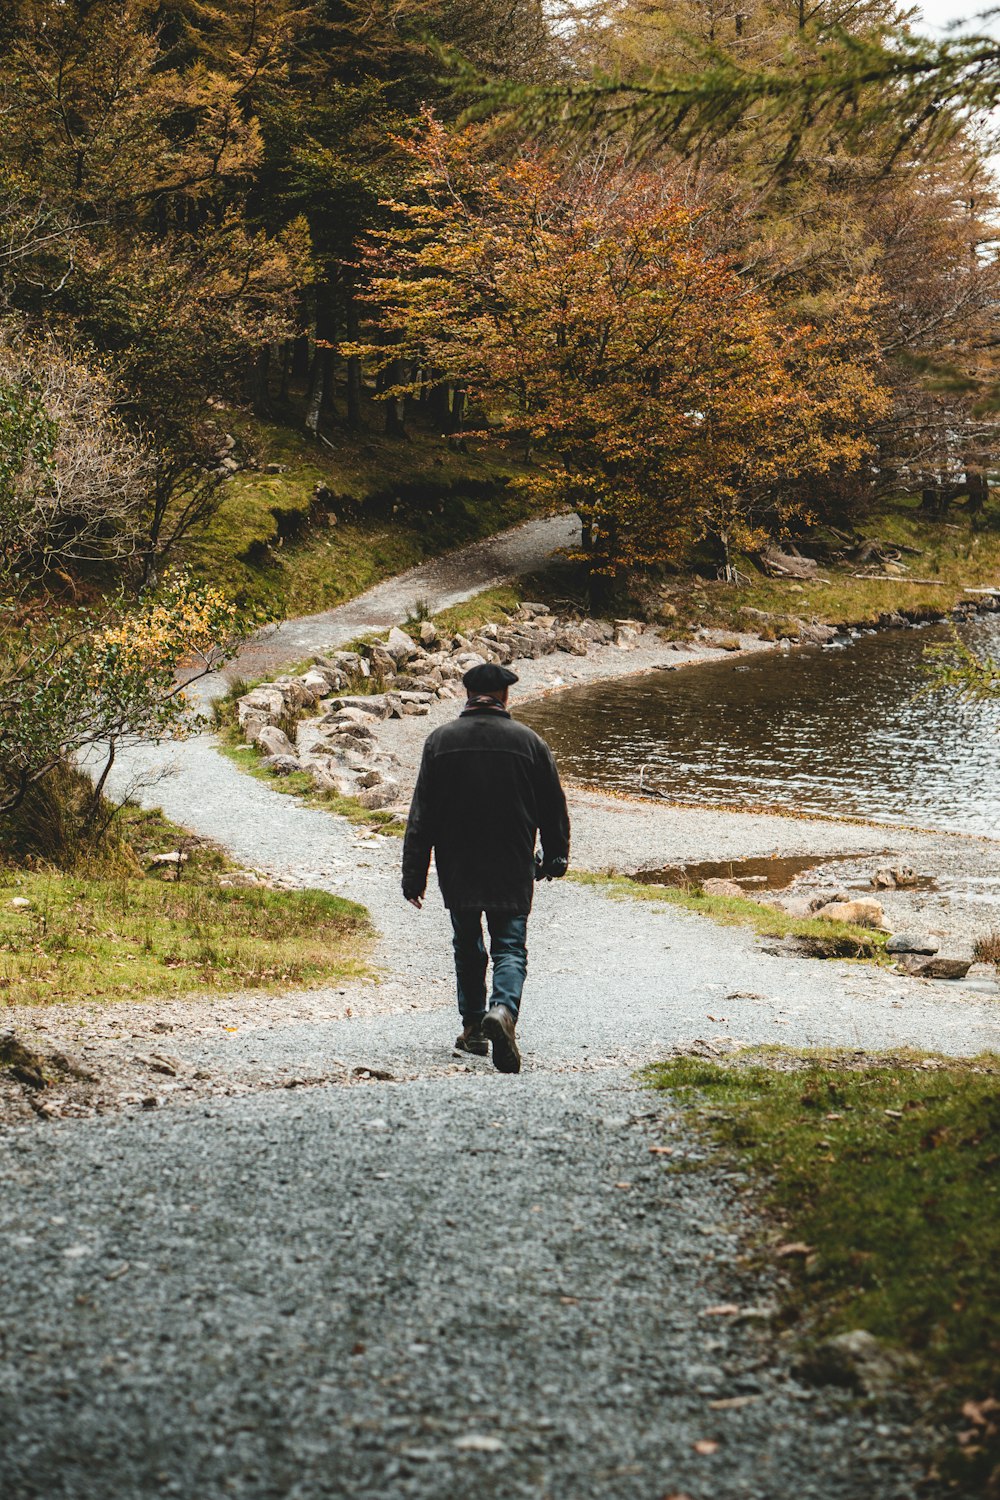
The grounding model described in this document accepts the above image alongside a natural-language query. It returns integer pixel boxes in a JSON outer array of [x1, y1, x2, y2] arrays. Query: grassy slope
[[690, 497, 1000, 631], [184, 412, 532, 616], [648, 1053, 1000, 1491], [0, 803, 372, 1006]]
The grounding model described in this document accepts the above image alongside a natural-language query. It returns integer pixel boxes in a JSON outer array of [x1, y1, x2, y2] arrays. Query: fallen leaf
[[613, 1181, 632, 1190], [884, 1108, 903, 1119], [223, 1026, 238, 1033], [701, 1304, 741, 1317], [692, 1439, 719, 1455], [775, 1241, 815, 1258], [708, 1395, 760, 1410], [648, 1145, 674, 1156], [559, 1296, 579, 1306]]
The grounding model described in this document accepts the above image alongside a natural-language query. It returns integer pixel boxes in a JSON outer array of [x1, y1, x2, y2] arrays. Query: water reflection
[[518, 615, 1000, 836]]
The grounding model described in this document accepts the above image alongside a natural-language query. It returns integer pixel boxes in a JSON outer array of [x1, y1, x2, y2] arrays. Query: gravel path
[[4, 525, 996, 1498], [186, 512, 581, 707], [1, 1073, 934, 1500]]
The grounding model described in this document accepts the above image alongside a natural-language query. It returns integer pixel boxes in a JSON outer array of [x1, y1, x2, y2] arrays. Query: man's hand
[[407, 896, 423, 910]]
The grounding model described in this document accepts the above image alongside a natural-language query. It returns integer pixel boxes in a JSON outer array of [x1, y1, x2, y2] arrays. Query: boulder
[[808, 889, 851, 912], [257, 725, 298, 760], [365, 645, 395, 676], [885, 932, 940, 956], [237, 686, 285, 733], [356, 769, 384, 789], [517, 602, 549, 618], [701, 878, 746, 899], [814, 898, 886, 929], [386, 626, 418, 663], [554, 631, 589, 657], [260, 754, 301, 775], [418, 620, 438, 648], [300, 667, 342, 696], [873, 864, 920, 889], [400, 701, 430, 716], [898, 956, 972, 980], [309, 766, 355, 796], [272, 678, 317, 711], [326, 695, 391, 719], [613, 621, 642, 649], [797, 622, 838, 645], [355, 780, 400, 810], [801, 1330, 914, 1396]]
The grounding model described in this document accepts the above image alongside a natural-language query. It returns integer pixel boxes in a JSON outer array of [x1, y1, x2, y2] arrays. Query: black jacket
[[401, 703, 570, 912]]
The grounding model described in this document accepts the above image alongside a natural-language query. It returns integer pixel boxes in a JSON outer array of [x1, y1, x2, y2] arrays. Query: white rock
[[386, 626, 418, 662]]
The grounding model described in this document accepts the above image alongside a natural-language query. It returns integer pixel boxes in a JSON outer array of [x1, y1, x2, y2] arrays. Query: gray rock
[[801, 1330, 915, 1396], [272, 678, 317, 711], [797, 621, 838, 645], [256, 725, 297, 760], [873, 864, 919, 890], [260, 754, 301, 776], [554, 631, 588, 657], [418, 620, 438, 648], [701, 878, 745, 899], [885, 933, 940, 956], [899, 956, 972, 980], [808, 889, 851, 912], [386, 626, 418, 663], [355, 780, 400, 810], [237, 687, 285, 734]]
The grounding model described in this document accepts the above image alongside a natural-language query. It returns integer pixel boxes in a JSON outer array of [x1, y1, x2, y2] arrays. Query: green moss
[[647, 1050, 1000, 1490], [570, 869, 889, 960]]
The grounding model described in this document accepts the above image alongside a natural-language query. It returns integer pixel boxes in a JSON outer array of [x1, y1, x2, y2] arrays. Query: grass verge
[[647, 1051, 1000, 1493], [570, 869, 889, 960], [0, 867, 372, 1006]]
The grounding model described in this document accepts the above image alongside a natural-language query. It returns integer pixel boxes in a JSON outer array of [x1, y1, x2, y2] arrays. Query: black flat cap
[[463, 662, 519, 694]]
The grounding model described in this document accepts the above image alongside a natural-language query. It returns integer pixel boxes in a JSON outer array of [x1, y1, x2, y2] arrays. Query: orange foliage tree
[[358, 120, 891, 586]]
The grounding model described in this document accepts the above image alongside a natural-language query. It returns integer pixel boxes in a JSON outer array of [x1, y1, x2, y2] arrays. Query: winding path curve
[[2, 518, 994, 1500]]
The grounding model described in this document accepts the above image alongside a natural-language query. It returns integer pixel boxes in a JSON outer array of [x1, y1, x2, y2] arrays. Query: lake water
[[517, 615, 1000, 837]]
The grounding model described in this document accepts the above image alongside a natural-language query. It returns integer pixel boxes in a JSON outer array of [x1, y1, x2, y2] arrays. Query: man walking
[[401, 662, 570, 1074]]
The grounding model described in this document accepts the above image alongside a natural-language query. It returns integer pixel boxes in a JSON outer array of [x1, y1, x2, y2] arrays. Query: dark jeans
[[450, 910, 528, 1024]]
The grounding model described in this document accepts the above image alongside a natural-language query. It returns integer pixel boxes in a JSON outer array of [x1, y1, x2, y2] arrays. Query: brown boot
[[482, 1005, 521, 1074], [455, 1021, 488, 1057]]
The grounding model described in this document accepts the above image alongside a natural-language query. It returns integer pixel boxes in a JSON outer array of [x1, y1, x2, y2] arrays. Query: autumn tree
[[359, 123, 890, 590]]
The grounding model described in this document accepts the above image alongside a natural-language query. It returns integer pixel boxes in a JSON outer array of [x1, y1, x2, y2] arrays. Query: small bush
[[973, 930, 1000, 970]]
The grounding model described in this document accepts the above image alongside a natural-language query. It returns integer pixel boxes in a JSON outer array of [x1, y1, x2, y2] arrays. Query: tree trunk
[[304, 299, 335, 440], [278, 340, 292, 403], [966, 465, 989, 516], [252, 345, 272, 418], [291, 334, 310, 384], [384, 357, 408, 439], [428, 379, 451, 430], [345, 296, 363, 430], [447, 385, 467, 450]]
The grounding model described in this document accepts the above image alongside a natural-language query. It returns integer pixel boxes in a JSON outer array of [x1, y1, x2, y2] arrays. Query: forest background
[[3, 0, 1000, 845]]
